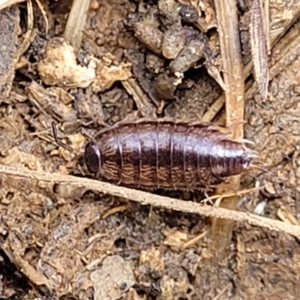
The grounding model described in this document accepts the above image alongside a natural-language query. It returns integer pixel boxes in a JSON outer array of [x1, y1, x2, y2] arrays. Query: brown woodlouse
[[84, 118, 259, 191]]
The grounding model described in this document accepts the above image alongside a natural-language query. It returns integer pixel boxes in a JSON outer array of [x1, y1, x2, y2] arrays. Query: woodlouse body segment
[[84, 119, 257, 190]]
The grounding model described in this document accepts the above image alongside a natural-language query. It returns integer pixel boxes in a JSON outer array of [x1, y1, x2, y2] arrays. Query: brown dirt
[[1, 0, 300, 299]]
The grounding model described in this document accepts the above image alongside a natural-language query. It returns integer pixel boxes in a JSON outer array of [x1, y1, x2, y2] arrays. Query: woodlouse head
[[84, 142, 101, 174]]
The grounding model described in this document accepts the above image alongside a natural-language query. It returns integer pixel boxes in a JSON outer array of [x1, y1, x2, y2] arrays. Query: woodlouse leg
[[115, 127, 123, 186], [169, 121, 175, 190], [250, 161, 270, 174], [136, 122, 142, 188], [155, 121, 159, 189], [203, 191, 214, 206], [226, 120, 246, 133], [213, 196, 223, 207]]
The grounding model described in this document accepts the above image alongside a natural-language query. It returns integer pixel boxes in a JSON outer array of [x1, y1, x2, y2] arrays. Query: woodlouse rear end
[[84, 119, 258, 191]]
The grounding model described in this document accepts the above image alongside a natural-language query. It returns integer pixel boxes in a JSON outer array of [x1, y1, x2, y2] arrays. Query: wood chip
[[250, 0, 269, 99]]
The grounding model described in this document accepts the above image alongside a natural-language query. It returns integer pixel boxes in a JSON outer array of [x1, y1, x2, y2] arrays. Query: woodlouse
[[84, 118, 259, 191]]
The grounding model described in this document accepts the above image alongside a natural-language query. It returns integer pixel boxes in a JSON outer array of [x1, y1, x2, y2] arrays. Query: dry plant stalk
[[212, 0, 245, 252], [1, 164, 300, 238], [202, 5, 300, 124], [264, 0, 270, 54], [250, 0, 269, 99], [122, 79, 157, 117], [243, 21, 300, 111], [64, 0, 91, 50]]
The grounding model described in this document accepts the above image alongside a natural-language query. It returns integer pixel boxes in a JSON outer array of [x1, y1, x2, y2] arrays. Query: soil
[[1, 0, 300, 299]]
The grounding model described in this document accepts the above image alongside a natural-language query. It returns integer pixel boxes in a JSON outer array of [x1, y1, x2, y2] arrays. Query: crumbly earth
[[1, 0, 300, 299]]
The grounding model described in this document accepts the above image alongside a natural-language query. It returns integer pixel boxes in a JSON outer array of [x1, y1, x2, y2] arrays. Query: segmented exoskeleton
[[84, 118, 258, 190]]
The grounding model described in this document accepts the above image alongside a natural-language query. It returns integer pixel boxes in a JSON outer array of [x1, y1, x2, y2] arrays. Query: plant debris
[[250, 0, 269, 99]]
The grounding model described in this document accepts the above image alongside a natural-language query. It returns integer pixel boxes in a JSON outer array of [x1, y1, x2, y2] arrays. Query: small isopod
[[84, 118, 259, 191]]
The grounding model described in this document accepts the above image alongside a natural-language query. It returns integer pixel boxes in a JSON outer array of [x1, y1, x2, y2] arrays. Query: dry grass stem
[[212, 0, 245, 250], [250, 0, 269, 99], [64, 0, 91, 50], [1, 164, 300, 238], [202, 9, 300, 123]]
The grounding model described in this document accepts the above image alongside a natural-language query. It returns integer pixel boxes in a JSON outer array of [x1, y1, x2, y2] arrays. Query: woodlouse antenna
[[250, 161, 272, 175], [51, 121, 74, 153]]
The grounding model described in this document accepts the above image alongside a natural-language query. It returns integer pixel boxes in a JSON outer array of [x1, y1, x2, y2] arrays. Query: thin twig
[[1, 164, 300, 238]]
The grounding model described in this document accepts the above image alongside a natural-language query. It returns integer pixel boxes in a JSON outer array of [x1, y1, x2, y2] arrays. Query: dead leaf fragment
[[48, 87, 74, 105], [0, 6, 19, 102], [163, 228, 188, 248], [37, 37, 96, 88], [92, 54, 132, 93], [277, 206, 300, 226], [13, 252, 50, 288], [139, 246, 164, 271], [26, 81, 77, 123], [1, 147, 42, 171], [160, 273, 194, 300], [91, 255, 136, 300]]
